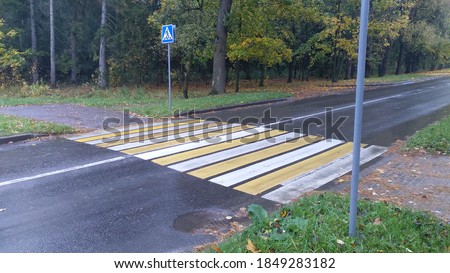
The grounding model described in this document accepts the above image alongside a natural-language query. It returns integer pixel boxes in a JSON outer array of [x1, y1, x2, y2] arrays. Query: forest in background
[[1, 0, 450, 97]]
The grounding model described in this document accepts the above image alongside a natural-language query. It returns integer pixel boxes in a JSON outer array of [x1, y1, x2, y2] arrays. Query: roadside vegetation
[[208, 193, 449, 253], [0, 84, 291, 117], [0, 115, 76, 137], [405, 115, 450, 155], [1, 69, 449, 118]]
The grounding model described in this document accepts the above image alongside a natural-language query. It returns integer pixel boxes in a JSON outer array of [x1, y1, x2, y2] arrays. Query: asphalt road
[[1, 77, 449, 253], [0, 139, 275, 252], [200, 77, 450, 146]]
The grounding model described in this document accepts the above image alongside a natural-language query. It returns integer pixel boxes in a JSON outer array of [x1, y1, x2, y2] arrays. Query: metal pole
[[168, 43, 172, 115], [349, 0, 370, 238]]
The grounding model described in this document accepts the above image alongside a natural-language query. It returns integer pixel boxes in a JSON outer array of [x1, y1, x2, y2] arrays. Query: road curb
[[175, 98, 289, 117], [0, 133, 48, 145]]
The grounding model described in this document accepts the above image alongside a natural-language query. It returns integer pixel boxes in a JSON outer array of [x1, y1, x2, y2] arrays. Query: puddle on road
[[173, 208, 250, 235]]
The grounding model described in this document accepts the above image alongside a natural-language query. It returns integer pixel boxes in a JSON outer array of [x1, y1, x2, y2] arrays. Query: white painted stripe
[[67, 119, 194, 140], [262, 145, 388, 203], [169, 132, 303, 172], [109, 123, 239, 151], [210, 139, 343, 187], [0, 156, 127, 187], [137, 127, 270, 160], [266, 95, 403, 127], [85, 120, 211, 145], [266, 88, 442, 127]]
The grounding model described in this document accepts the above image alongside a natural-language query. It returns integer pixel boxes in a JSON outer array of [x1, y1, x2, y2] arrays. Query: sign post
[[349, 0, 370, 237], [161, 24, 176, 115]]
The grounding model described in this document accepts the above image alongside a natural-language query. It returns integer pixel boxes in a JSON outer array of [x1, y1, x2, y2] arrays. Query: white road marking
[[136, 127, 270, 160], [265, 94, 404, 126], [0, 156, 127, 187], [169, 132, 303, 172], [210, 139, 343, 187], [67, 119, 195, 140], [266, 88, 439, 127], [109, 123, 239, 151], [85, 120, 211, 145], [262, 145, 388, 203]]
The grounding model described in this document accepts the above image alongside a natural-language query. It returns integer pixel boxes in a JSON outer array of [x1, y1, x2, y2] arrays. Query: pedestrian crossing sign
[[161, 24, 175, 44]]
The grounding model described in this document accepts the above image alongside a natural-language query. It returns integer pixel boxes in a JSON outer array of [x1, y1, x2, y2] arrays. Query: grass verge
[[0, 115, 76, 137], [404, 116, 450, 155], [0, 85, 290, 118], [211, 193, 449, 253]]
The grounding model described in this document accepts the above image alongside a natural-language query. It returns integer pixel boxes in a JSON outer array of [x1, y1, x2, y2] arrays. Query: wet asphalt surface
[[199, 77, 450, 147], [0, 77, 449, 252], [0, 139, 275, 252]]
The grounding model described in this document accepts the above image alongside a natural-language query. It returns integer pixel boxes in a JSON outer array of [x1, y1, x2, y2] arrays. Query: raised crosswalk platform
[[67, 119, 387, 203]]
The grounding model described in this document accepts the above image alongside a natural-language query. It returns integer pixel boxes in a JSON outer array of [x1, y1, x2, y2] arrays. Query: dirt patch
[[336, 141, 450, 223]]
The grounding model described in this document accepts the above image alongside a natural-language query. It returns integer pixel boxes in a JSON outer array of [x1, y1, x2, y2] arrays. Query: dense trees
[[0, 0, 449, 92]]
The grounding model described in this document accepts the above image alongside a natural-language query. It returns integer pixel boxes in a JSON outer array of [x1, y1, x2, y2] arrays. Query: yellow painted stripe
[[75, 119, 199, 143], [234, 142, 356, 195], [153, 129, 287, 165], [122, 125, 247, 155], [188, 136, 323, 179], [97, 122, 217, 148]]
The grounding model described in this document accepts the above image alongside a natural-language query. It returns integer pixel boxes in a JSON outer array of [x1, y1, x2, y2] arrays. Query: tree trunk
[[210, 0, 232, 95], [287, 59, 294, 83], [182, 70, 189, 99], [29, 0, 38, 84], [70, 8, 78, 84], [259, 64, 265, 87], [70, 33, 77, 84], [50, 0, 56, 87], [378, 47, 391, 77], [405, 52, 412, 74], [98, 0, 107, 89], [396, 39, 404, 75], [234, 60, 240, 93], [182, 59, 191, 99], [344, 59, 352, 80]]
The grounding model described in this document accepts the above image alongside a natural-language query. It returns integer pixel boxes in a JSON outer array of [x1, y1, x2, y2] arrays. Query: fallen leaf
[[280, 209, 290, 218], [338, 178, 346, 183], [246, 239, 261, 253], [373, 217, 382, 225], [235, 207, 247, 218], [212, 245, 222, 253]]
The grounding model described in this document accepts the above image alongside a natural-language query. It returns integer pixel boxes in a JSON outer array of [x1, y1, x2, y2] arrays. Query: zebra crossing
[[67, 119, 387, 203]]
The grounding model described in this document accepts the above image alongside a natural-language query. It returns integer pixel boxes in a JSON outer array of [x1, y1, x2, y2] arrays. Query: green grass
[[212, 193, 449, 253], [0, 84, 291, 117], [0, 115, 76, 137], [365, 69, 450, 84], [404, 116, 450, 154]]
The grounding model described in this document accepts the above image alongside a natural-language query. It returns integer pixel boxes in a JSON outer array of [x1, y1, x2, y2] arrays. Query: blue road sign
[[161, 24, 175, 44]]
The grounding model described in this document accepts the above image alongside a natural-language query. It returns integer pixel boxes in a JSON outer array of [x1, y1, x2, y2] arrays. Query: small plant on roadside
[[20, 82, 51, 98], [248, 204, 308, 242], [213, 193, 449, 253]]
